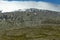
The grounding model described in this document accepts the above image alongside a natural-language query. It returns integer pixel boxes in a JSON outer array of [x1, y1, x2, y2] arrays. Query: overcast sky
[[0, 0, 60, 12]]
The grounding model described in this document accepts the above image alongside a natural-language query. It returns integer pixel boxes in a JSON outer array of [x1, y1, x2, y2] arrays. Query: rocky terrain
[[0, 8, 60, 40]]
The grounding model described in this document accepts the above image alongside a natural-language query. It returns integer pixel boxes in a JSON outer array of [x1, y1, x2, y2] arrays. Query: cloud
[[37, 2, 60, 12], [0, 1, 60, 12], [0, 1, 36, 12]]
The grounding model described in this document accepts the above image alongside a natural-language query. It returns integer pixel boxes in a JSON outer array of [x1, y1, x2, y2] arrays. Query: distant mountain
[[0, 8, 60, 21], [0, 8, 60, 33]]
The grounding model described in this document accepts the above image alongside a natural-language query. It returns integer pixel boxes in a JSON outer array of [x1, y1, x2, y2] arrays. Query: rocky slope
[[0, 9, 60, 40]]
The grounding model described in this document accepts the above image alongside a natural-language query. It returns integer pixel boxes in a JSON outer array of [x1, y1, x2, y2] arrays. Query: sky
[[0, 0, 60, 12], [4, 0, 60, 4]]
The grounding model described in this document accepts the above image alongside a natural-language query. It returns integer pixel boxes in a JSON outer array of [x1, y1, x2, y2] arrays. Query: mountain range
[[0, 8, 60, 27]]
